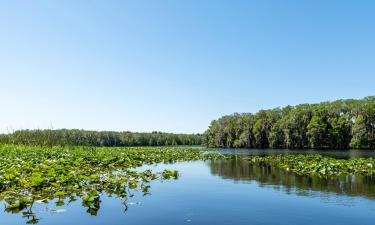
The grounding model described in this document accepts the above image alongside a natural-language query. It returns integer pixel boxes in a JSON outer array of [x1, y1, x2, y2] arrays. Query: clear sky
[[0, 0, 374, 134]]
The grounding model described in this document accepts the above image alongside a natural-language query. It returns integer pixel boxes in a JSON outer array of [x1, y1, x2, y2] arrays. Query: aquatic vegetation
[[4, 144, 375, 224], [0, 145, 226, 223], [210, 156, 375, 199], [247, 154, 375, 177]]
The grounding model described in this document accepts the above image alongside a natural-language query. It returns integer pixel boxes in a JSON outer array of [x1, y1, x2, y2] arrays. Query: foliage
[[247, 154, 375, 177], [0, 145, 225, 223], [210, 156, 375, 199], [204, 96, 375, 149], [0, 129, 202, 147]]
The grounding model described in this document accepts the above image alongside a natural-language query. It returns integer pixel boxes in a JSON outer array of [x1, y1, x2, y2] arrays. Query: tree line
[[203, 96, 375, 149], [0, 129, 202, 147]]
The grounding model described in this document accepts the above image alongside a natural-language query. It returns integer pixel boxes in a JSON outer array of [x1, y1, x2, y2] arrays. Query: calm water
[[215, 148, 375, 159], [3, 156, 375, 225]]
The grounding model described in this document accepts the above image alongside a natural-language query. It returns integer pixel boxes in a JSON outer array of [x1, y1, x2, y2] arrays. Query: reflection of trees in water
[[209, 156, 375, 199]]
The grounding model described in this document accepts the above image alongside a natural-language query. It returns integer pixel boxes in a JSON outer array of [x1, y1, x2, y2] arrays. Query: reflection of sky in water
[[2, 159, 375, 225]]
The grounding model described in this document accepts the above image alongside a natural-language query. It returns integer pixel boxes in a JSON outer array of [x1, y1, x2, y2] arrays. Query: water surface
[[215, 148, 375, 159], [2, 157, 375, 225]]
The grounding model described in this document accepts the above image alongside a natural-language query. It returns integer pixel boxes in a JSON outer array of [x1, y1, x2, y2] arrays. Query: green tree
[[307, 115, 329, 149], [350, 115, 369, 149]]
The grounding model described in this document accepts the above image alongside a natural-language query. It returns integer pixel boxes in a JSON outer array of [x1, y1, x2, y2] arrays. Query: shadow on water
[[4, 157, 375, 224], [209, 156, 375, 200], [215, 148, 375, 159]]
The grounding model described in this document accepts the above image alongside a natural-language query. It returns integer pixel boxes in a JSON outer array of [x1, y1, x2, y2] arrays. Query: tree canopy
[[203, 96, 375, 149], [0, 129, 202, 147]]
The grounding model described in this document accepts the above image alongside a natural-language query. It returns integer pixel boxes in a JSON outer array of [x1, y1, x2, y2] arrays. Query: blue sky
[[0, 0, 374, 134]]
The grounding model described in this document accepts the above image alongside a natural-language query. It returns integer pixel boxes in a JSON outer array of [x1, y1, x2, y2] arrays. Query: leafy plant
[[0, 145, 227, 223]]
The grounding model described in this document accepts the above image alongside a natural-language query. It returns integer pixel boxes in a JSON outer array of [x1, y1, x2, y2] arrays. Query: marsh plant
[[247, 154, 375, 177], [0, 145, 226, 223], [2, 145, 375, 223]]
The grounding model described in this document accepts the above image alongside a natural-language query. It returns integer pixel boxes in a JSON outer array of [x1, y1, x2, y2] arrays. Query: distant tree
[[350, 115, 369, 149], [203, 96, 375, 149], [0, 129, 202, 147]]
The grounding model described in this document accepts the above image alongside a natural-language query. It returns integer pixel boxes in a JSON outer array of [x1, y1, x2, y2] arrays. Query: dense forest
[[203, 96, 375, 149], [1, 97, 374, 149], [0, 129, 202, 147]]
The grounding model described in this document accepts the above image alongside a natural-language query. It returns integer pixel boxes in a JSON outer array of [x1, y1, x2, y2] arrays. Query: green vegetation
[[247, 154, 375, 177], [0, 145, 225, 223], [204, 96, 375, 149], [210, 157, 375, 199], [0, 129, 202, 147], [2, 144, 375, 223]]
